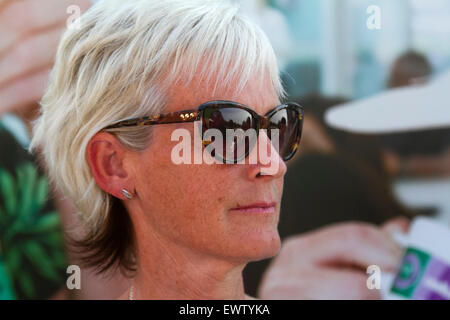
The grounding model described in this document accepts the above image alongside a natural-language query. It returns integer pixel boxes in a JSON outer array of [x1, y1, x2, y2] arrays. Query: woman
[[31, 0, 405, 300], [31, 0, 304, 299]]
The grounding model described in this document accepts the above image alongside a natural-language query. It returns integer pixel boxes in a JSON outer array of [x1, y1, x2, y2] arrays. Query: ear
[[87, 132, 134, 200]]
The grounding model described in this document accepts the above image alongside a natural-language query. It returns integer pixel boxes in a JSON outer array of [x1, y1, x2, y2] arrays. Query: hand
[[0, 0, 90, 116], [258, 218, 410, 300]]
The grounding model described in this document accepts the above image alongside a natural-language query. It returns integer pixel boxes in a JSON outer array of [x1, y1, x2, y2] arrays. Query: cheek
[[141, 165, 235, 218], [133, 134, 238, 237], [134, 125, 236, 214], [131, 127, 281, 260], [137, 164, 245, 256]]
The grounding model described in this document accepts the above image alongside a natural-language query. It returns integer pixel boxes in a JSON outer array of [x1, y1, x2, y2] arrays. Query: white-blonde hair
[[31, 0, 284, 270]]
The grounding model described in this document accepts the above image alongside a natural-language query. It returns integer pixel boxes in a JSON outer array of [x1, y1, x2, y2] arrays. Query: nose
[[246, 129, 287, 181]]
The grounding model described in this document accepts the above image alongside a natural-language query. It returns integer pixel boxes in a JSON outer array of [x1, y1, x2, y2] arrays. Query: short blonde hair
[[31, 0, 284, 271]]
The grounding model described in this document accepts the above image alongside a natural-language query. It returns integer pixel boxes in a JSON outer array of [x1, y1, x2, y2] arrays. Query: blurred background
[[241, 0, 450, 98]]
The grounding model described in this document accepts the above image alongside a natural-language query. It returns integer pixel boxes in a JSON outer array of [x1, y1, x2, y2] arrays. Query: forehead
[[164, 74, 281, 115]]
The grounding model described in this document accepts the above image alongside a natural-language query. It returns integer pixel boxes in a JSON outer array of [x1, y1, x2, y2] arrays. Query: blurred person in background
[[0, 0, 127, 299], [387, 51, 432, 89], [381, 51, 450, 178], [244, 95, 414, 297]]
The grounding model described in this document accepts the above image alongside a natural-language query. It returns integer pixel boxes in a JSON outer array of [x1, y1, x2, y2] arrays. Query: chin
[[239, 228, 281, 262]]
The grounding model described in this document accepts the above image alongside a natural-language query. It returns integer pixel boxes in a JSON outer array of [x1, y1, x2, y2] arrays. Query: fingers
[[259, 267, 381, 300], [0, 0, 90, 56], [0, 67, 51, 114], [0, 0, 10, 10], [0, 26, 64, 88], [258, 223, 400, 300], [281, 222, 403, 273]]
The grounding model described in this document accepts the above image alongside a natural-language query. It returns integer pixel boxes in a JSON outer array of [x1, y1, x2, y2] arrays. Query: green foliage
[[0, 163, 67, 299]]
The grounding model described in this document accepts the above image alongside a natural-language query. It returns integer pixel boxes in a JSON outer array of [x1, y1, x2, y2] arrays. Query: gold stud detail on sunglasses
[[202, 140, 212, 146], [180, 113, 196, 120]]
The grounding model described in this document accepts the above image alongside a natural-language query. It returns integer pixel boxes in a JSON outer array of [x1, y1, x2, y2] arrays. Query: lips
[[230, 201, 276, 214]]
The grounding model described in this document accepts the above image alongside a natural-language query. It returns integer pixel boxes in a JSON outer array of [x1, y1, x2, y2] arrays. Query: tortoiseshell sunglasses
[[104, 100, 304, 163]]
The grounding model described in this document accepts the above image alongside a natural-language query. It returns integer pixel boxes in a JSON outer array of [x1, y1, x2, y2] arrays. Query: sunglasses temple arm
[[104, 109, 200, 129], [157, 109, 200, 124]]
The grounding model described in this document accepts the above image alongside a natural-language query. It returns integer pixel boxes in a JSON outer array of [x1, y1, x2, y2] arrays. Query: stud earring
[[122, 189, 133, 200]]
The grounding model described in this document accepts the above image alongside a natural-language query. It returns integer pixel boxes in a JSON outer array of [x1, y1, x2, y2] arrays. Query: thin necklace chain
[[129, 283, 134, 300]]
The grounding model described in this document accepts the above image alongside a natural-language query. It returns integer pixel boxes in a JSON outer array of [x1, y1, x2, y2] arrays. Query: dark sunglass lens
[[202, 106, 257, 163], [269, 106, 302, 160]]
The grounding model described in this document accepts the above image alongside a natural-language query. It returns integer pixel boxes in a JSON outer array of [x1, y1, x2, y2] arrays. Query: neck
[[130, 224, 247, 300]]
